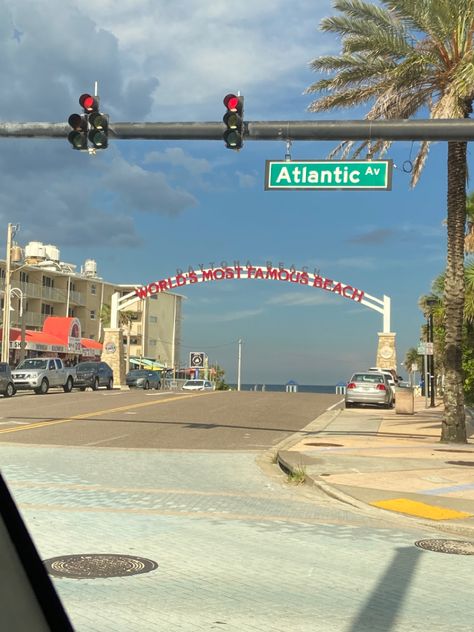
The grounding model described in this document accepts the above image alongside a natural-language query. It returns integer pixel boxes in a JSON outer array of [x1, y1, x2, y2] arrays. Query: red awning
[[81, 339, 102, 350]]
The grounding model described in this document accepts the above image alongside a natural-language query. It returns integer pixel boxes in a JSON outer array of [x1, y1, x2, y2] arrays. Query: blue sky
[[0, 0, 470, 385]]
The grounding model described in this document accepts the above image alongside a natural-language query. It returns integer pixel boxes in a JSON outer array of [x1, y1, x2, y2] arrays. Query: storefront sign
[[104, 341, 117, 354]]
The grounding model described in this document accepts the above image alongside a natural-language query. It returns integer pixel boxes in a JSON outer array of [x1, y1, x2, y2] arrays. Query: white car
[[182, 379, 214, 391]]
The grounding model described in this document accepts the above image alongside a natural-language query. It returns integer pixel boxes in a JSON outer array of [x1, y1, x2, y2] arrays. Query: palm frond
[[410, 141, 431, 187]]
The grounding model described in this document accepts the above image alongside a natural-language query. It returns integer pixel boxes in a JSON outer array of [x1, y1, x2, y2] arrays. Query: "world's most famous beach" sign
[[135, 264, 365, 303]]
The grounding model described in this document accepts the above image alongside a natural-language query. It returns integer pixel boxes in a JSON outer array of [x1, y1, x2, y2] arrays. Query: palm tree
[[306, 0, 474, 443], [404, 346, 423, 384]]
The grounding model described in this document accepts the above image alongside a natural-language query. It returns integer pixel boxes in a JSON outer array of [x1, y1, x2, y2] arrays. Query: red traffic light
[[223, 94, 241, 112], [79, 93, 98, 112]]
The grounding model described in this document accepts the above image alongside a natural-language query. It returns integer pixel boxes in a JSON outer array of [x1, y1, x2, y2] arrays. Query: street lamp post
[[425, 297, 437, 408]]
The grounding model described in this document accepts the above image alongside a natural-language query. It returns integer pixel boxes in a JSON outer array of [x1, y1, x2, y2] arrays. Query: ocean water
[[230, 384, 336, 394]]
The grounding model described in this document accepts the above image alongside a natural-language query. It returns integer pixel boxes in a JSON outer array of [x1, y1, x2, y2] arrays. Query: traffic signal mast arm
[[0, 119, 474, 141]]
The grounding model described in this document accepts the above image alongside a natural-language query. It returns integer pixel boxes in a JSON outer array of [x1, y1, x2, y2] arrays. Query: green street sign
[[265, 159, 393, 191]]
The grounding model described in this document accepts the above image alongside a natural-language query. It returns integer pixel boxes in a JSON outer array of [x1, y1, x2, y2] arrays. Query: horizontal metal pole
[[0, 119, 473, 141]]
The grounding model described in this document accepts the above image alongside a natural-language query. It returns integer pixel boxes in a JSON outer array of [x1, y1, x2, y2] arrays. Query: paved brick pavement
[[1, 440, 473, 631]]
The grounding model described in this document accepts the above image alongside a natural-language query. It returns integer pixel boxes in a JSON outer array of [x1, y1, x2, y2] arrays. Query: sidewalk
[[276, 395, 474, 537]]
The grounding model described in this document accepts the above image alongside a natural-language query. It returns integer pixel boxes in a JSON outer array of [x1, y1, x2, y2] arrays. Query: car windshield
[[352, 373, 385, 384], [185, 380, 203, 386], [76, 363, 96, 371], [128, 371, 147, 377], [16, 359, 48, 370]]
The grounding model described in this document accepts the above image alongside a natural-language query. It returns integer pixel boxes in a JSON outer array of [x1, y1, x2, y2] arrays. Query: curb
[[277, 449, 474, 539]]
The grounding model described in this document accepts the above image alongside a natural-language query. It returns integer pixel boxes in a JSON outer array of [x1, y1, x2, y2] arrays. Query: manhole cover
[[43, 554, 158, 578], [305, 442, 343, 447], [414, 540, 474, 555]]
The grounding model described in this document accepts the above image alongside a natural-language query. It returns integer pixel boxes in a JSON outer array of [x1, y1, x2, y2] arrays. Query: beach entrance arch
[[105, 264, 396, 379]]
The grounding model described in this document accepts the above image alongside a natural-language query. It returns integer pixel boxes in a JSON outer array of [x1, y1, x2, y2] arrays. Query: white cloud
[[237, 171, 257, 188], [101, 154, 197, 215], [143, 148, 211, 176]]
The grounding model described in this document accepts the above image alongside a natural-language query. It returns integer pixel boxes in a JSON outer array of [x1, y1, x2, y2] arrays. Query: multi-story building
[[0, 241, 182, 368]]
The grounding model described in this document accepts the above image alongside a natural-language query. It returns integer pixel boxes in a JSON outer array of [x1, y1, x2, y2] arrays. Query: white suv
[[182, 379, 214, 391], [368, 367, 397, 393]]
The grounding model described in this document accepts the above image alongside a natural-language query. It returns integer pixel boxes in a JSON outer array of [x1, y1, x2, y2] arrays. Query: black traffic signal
[[67, 93, 108, 151], [88, 111, 108, 149], [223, 93, 244, 150], [67, 113, 87, 151]]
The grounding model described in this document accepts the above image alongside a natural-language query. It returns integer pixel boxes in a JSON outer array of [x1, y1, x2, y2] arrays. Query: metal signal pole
[[1, 119, 474, 142]]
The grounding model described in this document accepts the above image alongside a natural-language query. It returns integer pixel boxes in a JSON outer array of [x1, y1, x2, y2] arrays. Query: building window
[[42, 276, 54, 288], [0, 269, 5, 279], [20, 271, 29, 284], [68, 307, 75, 317], [90, 310, 96, 320], [91, 284, 97, 295], [41, 303, 54, 315], [149, 315, 158, 323]]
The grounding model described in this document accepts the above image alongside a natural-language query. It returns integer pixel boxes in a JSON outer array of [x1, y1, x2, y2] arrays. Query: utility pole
[[1, 224, 14, 364], [237, 339, 242, 392]]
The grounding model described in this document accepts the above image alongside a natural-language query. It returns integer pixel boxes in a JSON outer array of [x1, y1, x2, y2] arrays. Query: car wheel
[[92, 377, 99, 391], [106, 377, 113, 390], [4, 382, 14, 398], [63, 377, 73, 393], [144, 381, 149, 390], [35, 378, 49, 395]]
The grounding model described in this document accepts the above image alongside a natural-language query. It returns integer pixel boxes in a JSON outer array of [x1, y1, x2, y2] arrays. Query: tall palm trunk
[[442, 141, 467, 443]]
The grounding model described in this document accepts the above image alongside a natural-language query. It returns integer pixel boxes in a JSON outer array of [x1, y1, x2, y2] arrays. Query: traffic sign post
[[265, 160, 392, 190], [189, 352, 205, 369]]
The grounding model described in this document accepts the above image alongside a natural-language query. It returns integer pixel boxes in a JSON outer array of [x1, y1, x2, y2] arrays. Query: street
[[0, 390, 472, 631]]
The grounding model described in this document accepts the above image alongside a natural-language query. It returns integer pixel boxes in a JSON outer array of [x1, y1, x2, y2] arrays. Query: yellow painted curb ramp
[[371, 498, 472, 521]]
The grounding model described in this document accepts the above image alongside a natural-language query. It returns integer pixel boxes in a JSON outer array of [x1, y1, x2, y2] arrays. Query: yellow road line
[[371, 497, 472, 521], [0, 392, 204, 434]]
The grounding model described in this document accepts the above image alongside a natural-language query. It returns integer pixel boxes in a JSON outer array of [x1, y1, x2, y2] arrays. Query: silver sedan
[[345, 371, 394, 409]]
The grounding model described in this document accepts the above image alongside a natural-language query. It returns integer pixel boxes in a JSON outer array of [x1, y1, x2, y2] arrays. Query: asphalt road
[[0, 388, 342, 449]]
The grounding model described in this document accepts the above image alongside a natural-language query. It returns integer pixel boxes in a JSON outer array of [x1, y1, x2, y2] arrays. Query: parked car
[[0, 362, 16, 398], [12, 358, 75, 395], [182, 379, 214, 392], [345, 371, 394, 409], [369, 367, 398, 388], [74, 361, 114, 391], [126, 369, 161, 390]]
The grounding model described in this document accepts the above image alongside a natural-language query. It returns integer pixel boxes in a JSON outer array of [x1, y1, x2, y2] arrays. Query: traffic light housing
[[67, 113, 87, 151], [223, 93, 244, 150], [88, 111, 108, 149], [67, 93, 108, 151]]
